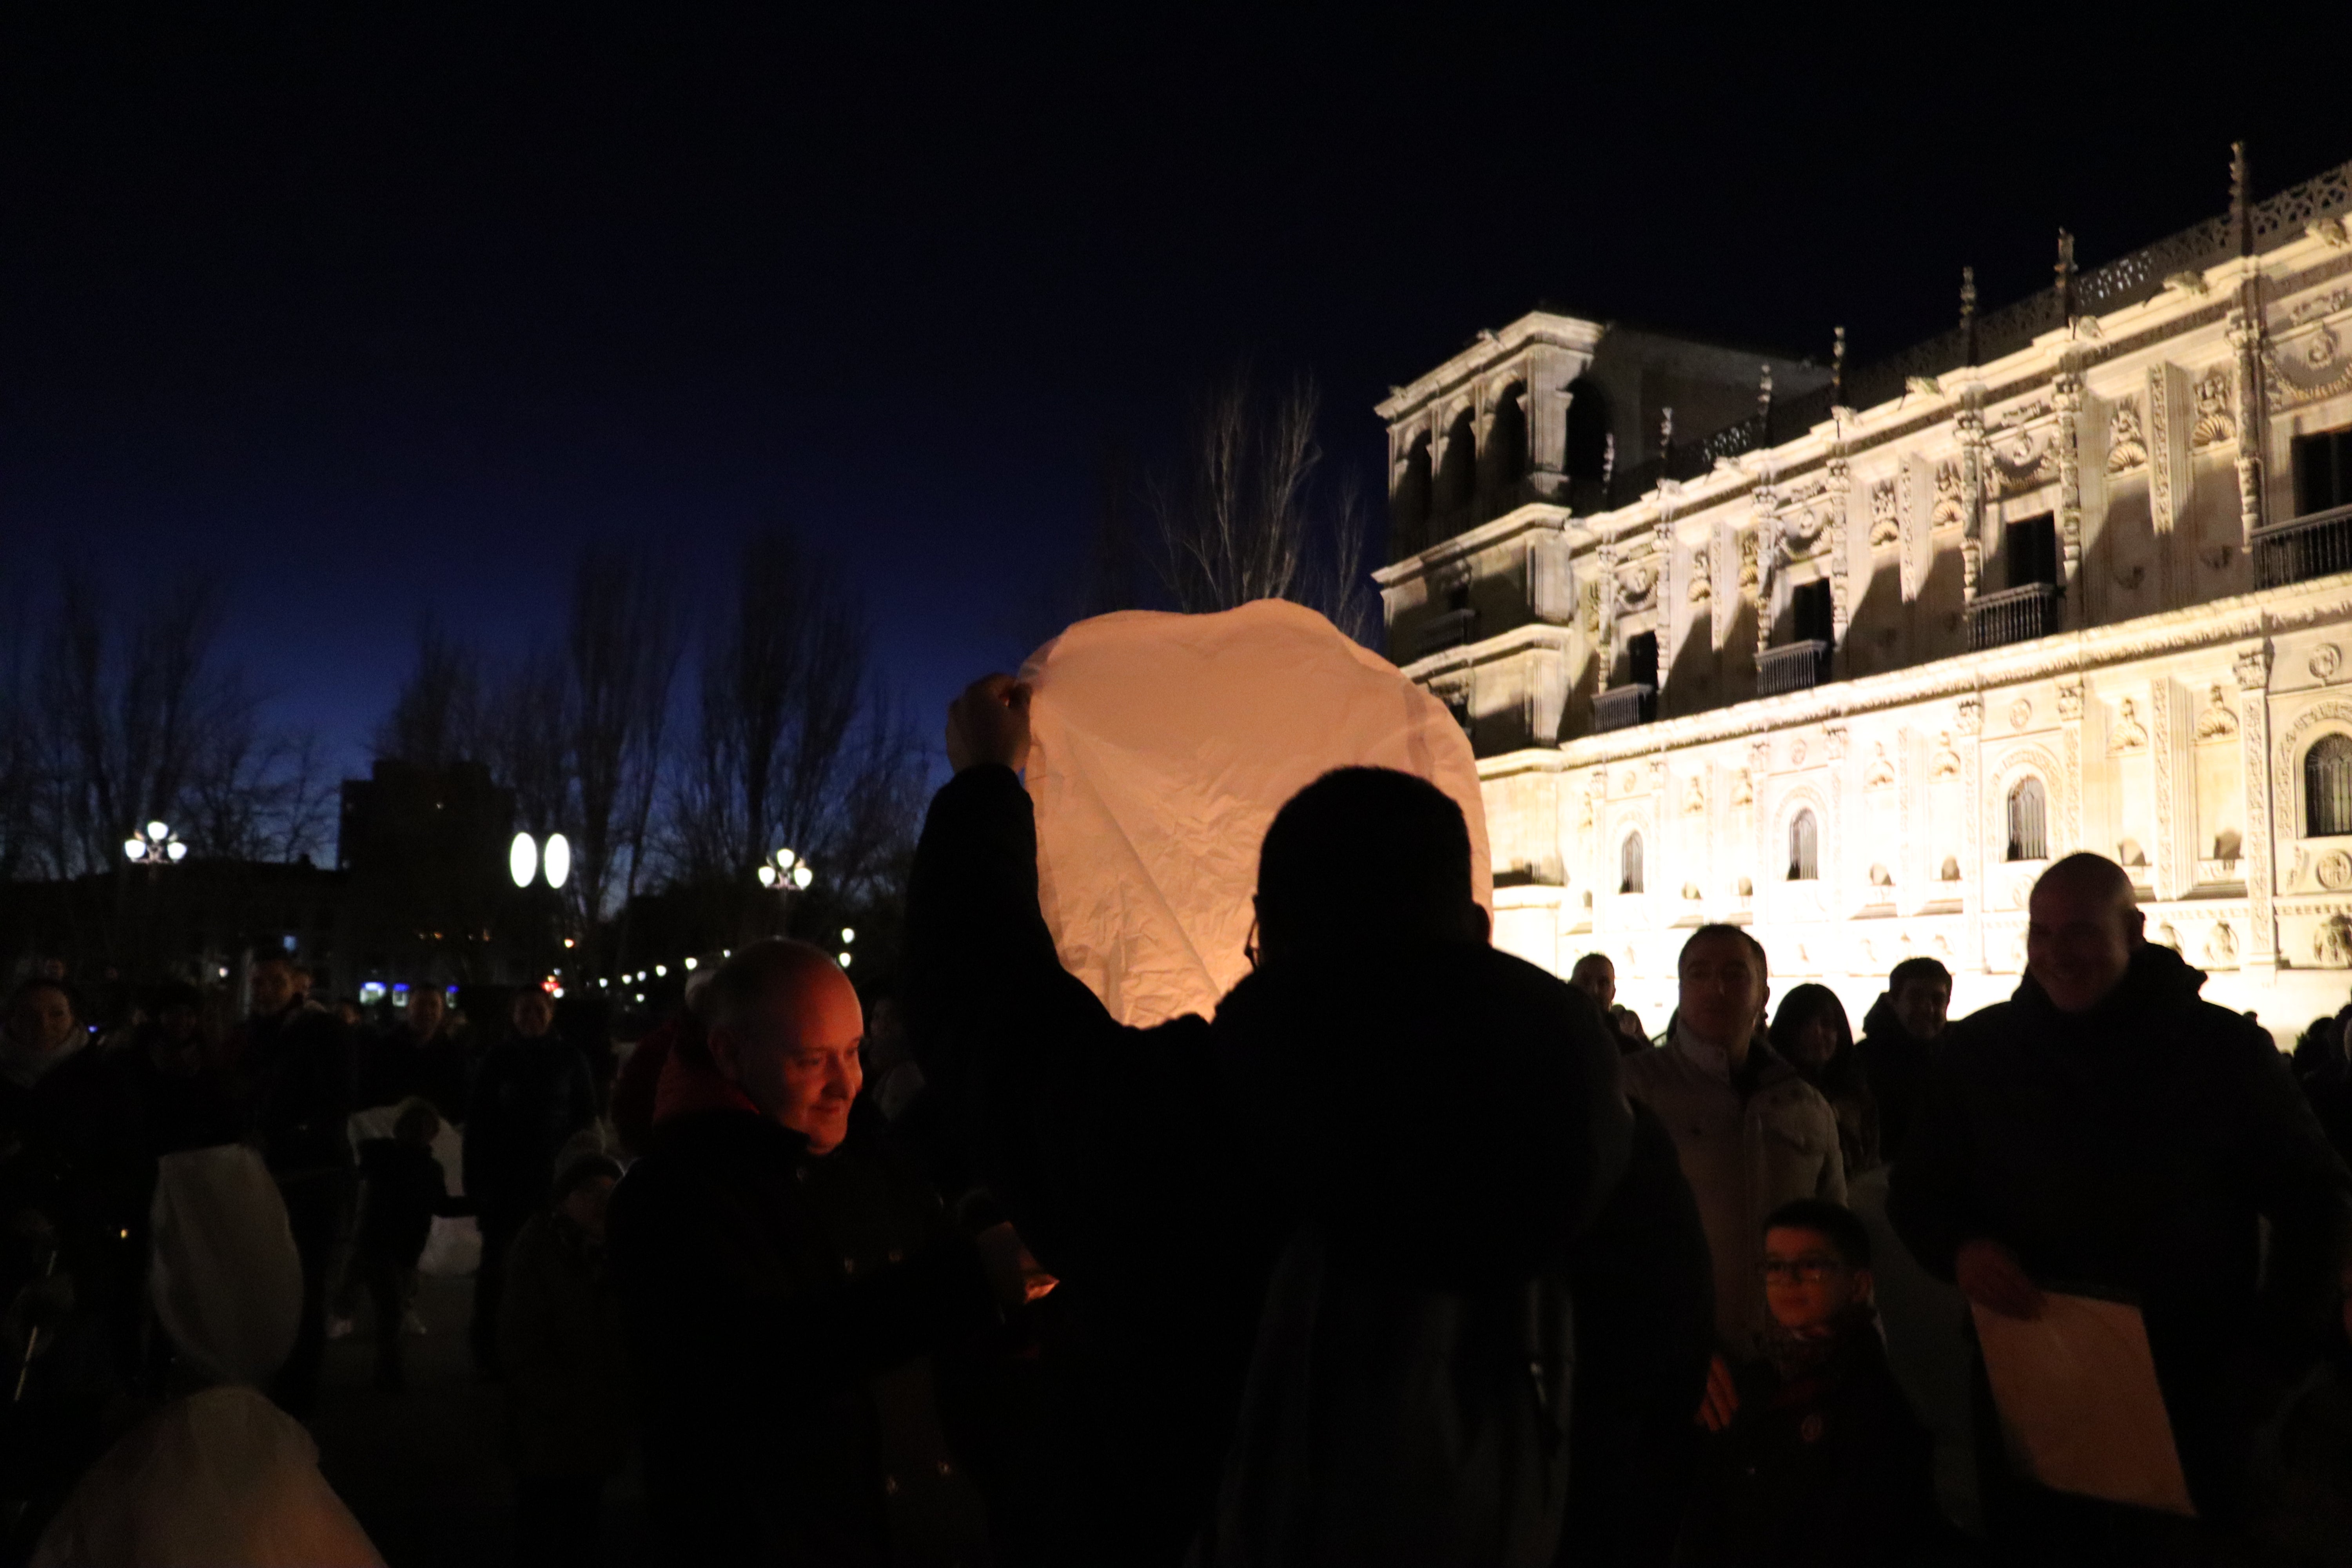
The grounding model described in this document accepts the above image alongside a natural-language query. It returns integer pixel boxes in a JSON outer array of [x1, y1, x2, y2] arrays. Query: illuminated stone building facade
[[1378, 152, 2352, 1035]]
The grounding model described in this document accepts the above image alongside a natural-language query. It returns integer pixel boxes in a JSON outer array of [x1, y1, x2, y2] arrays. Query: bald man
[[1889, 852, 2352, 1545], [606, 940, 999, 1566]]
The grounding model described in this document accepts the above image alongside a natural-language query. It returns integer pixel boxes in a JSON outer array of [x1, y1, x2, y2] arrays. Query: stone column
[[2228, 295, 2267, 547], [1826, 455, 1853, 648], [1958, 695, 1985, 971], [2057, 678, 2085, 855], [2149, 363, 2182, 610], [2053, 370, 2085, 590], [1958, 397, 1988, 603], [2236, 643, 2276, 974]]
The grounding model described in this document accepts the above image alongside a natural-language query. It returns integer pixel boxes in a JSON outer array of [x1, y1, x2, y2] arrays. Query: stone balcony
[[2254, 503, 2352, 590], [1966, 582, 2063, 652], [1757, 639, 1832, 697], [1593, 682, 1655, 733]]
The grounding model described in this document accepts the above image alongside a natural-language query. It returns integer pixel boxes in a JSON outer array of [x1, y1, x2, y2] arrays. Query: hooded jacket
[[1887, 944, 2352, 1515], [904, 763, 1702, 1566]]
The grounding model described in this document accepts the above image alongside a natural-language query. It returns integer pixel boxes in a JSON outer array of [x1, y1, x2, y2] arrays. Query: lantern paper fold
[[1020, 600, 1491, 1028]]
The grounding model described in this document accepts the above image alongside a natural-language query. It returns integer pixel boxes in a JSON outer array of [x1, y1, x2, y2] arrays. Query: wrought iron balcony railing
[[1413, 607, 1479, 659], [2254, 503, 2352, 590], [1756, 639, 1832, 697], [1966, 582, 2063, 651], [1593, 683, 1655, 733]]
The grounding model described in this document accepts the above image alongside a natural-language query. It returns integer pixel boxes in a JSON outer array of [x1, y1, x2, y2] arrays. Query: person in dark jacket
[[607, 940, 1000, 1567], [359, 985, 469, 1122], [464, 989, 595, 1377], [902, 675, 1709, 1567], [227, 957, 356, 1417], [502, 1141, 630, 1568], [1771, 984, 1880, 1181], [1855, 957, 1950, 1167], [1677, 1200, 1938, 1567], [354, 1098, 470, 1389], [1888, 853, 2352, 1555]]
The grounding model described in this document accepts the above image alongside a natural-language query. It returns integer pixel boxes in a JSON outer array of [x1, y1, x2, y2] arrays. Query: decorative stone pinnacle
[[2230, 140, 2252, 258]]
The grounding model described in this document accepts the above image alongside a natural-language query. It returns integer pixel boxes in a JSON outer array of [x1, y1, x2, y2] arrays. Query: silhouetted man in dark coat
[[465, 989, 594, 1375], [904, 675, 1711, 1566], [1889, 853, 2352, 1556]]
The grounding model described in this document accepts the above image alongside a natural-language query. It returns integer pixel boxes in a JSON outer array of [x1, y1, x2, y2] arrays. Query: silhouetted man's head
[[704, 939, 865, 1154], [1252, 768, 1485, 966], [249, 959, 303, 1016], [2026, 853, 2143, 1013]]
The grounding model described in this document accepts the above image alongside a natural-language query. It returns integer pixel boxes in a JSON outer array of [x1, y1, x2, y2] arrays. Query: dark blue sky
[[5, 5, 2344, 777]]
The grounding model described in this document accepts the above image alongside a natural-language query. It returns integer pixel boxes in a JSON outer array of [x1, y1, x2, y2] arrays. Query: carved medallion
[[2009, 699, 2034, 731], [2313, 644, 2343, 682], [2318, 851, 2352, 892], [1789, 740, 1808, 767]]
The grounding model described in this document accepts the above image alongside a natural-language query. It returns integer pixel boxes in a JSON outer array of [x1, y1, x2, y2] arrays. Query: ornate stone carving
[[2313, 644, 2344, 682], [1618, 562, 1657, 608], [1825, 726, 1848, 761], [1930, 461, 1964, 530], [2319, 853, 2352, 893], [1730, 768, 1753, 807], [2190, 367, 2236, 448], [2056, 680, 2084, 721], [1789, 740, 1808, 767], [1682, 776, 1706, 816], [2054, 372, 2084, 573], [2106, 398, 2148, 474], [2234, 644, 2272, 691], [1931, 733, 1962, 778], [1737, 531, 1759, 594], [1956, 696, 1983, 736], [2205, 921, 2239, 967], [2316, 913, 2352, 966], [2009, 698, 2034, 730], [1869, 481, 1899, 547], [2195, 684, 2240, 739], [1578, 579, 1601, 635], [2152, 680, 2176, 899], [1687, 546, 1711, 604], [2112, 699, 2149, 750]]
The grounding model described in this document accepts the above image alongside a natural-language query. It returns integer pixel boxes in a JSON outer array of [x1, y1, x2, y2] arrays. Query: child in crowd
[[1677, 1199, 1939, 1567], [353, 1099, 467, 1391], [499, 1140, 630, 1568]]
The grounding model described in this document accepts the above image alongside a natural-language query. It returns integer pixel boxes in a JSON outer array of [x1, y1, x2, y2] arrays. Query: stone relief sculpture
[[1730, 768, 1753, 807], [1688, 546, 1711, 604], [2106, 398, 2149, 473], [2205, 921, 2239, 966], [2190, 367, 2235, 447], [2316, 913, 2352, 968], [1737, 531, 1759, 594], [1930, 461, 1964, 529], [1682, 777, 1706, 816], [2195, 684, 2239, 739], [1930, 734, 1962, 778], [2112, 699, 2150, 750], [1869, 481, 1899, 547], [1864, 744, 1895, 788]]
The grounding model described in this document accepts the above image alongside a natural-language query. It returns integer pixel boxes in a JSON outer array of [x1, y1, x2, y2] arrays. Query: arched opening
[[1390, 434, 1432, 557], [1437, 409, 1478, 519], [2007, 777, 2049, 861], [2307, 734, 2352, 837], [1564, 376, 1610, 512], [1787, 809, 1818, 880], [1620, 831, 1645, 894], [1486, 383, 1528, 492]]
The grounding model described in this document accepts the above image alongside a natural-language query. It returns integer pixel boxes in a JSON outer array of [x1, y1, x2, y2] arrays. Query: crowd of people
[[4, 669, 2352, 1566]]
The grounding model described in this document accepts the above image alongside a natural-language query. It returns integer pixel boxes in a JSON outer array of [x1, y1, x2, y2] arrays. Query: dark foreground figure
[[903, 677, 1711, 1566], [1891, 852, 2352, 1562]]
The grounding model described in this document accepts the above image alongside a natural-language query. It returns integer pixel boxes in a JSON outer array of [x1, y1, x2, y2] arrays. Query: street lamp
[[124, 821, 187, 865], [510, 832, 538, 889], [510, 831, 573, 889], [756, 846, 813, 891]]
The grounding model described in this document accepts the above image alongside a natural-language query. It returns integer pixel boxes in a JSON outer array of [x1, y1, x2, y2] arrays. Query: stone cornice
[[1403, 622, 1576, 680], [1534, 575, 2352, 769], [1377, 312, 1606, 423], [1373, 502, 1574, 586]]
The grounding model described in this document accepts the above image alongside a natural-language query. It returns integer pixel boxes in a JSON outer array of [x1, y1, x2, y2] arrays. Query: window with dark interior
[[2007, 777, 2049, 861], [1626, 631, 1659, 689], [1564, 377, 1611, 503], [1620, 831, 1644, 894], [2005, 514, 2059, 588], [1791, 579, 1834, 644], [2294, 428, 2352, 518], [2306, 734, 2352, 837], [1487, 384, 1528, 488], [1788, 809, 1819, 880]]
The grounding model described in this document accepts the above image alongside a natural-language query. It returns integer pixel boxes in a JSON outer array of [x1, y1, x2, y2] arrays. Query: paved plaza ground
[[312, 1272, 652, 1568]]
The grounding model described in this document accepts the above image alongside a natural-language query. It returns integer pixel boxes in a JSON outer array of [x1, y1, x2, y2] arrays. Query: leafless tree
[[372, 617, 487, 772], [667, 529, 921, 917], [562, 543, 683, 949], [1143, 369, 1377, 641]]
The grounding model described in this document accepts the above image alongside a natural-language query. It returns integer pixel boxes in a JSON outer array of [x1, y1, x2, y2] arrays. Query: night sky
[[6, 7, 2345, 783]]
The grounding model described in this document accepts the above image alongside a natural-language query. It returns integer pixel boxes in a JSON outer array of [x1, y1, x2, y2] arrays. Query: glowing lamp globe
[[757, 864, 777, 888], [123, 838, 146, 862], [509, 833, 538, 889], [543, 833, 572, 889], [146, 821, 168, 841], [791, 863, 813, 889]]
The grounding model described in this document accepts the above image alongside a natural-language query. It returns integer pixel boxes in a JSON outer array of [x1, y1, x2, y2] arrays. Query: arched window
[[2007, 778, 2048, 861], [1389, 434, 1433, 557], [1437, 409, 1478, 514], [1486, 383, 1528, 488], [1620, 832, 1644, 894], [1787, 809, 1818, 880], [2307, 735, 2352, 837], [1564, 377, 1610, 481]]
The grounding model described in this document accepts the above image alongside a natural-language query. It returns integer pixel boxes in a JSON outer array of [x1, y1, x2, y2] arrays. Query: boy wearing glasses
[[1677, 1199, 1939, 1566]]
